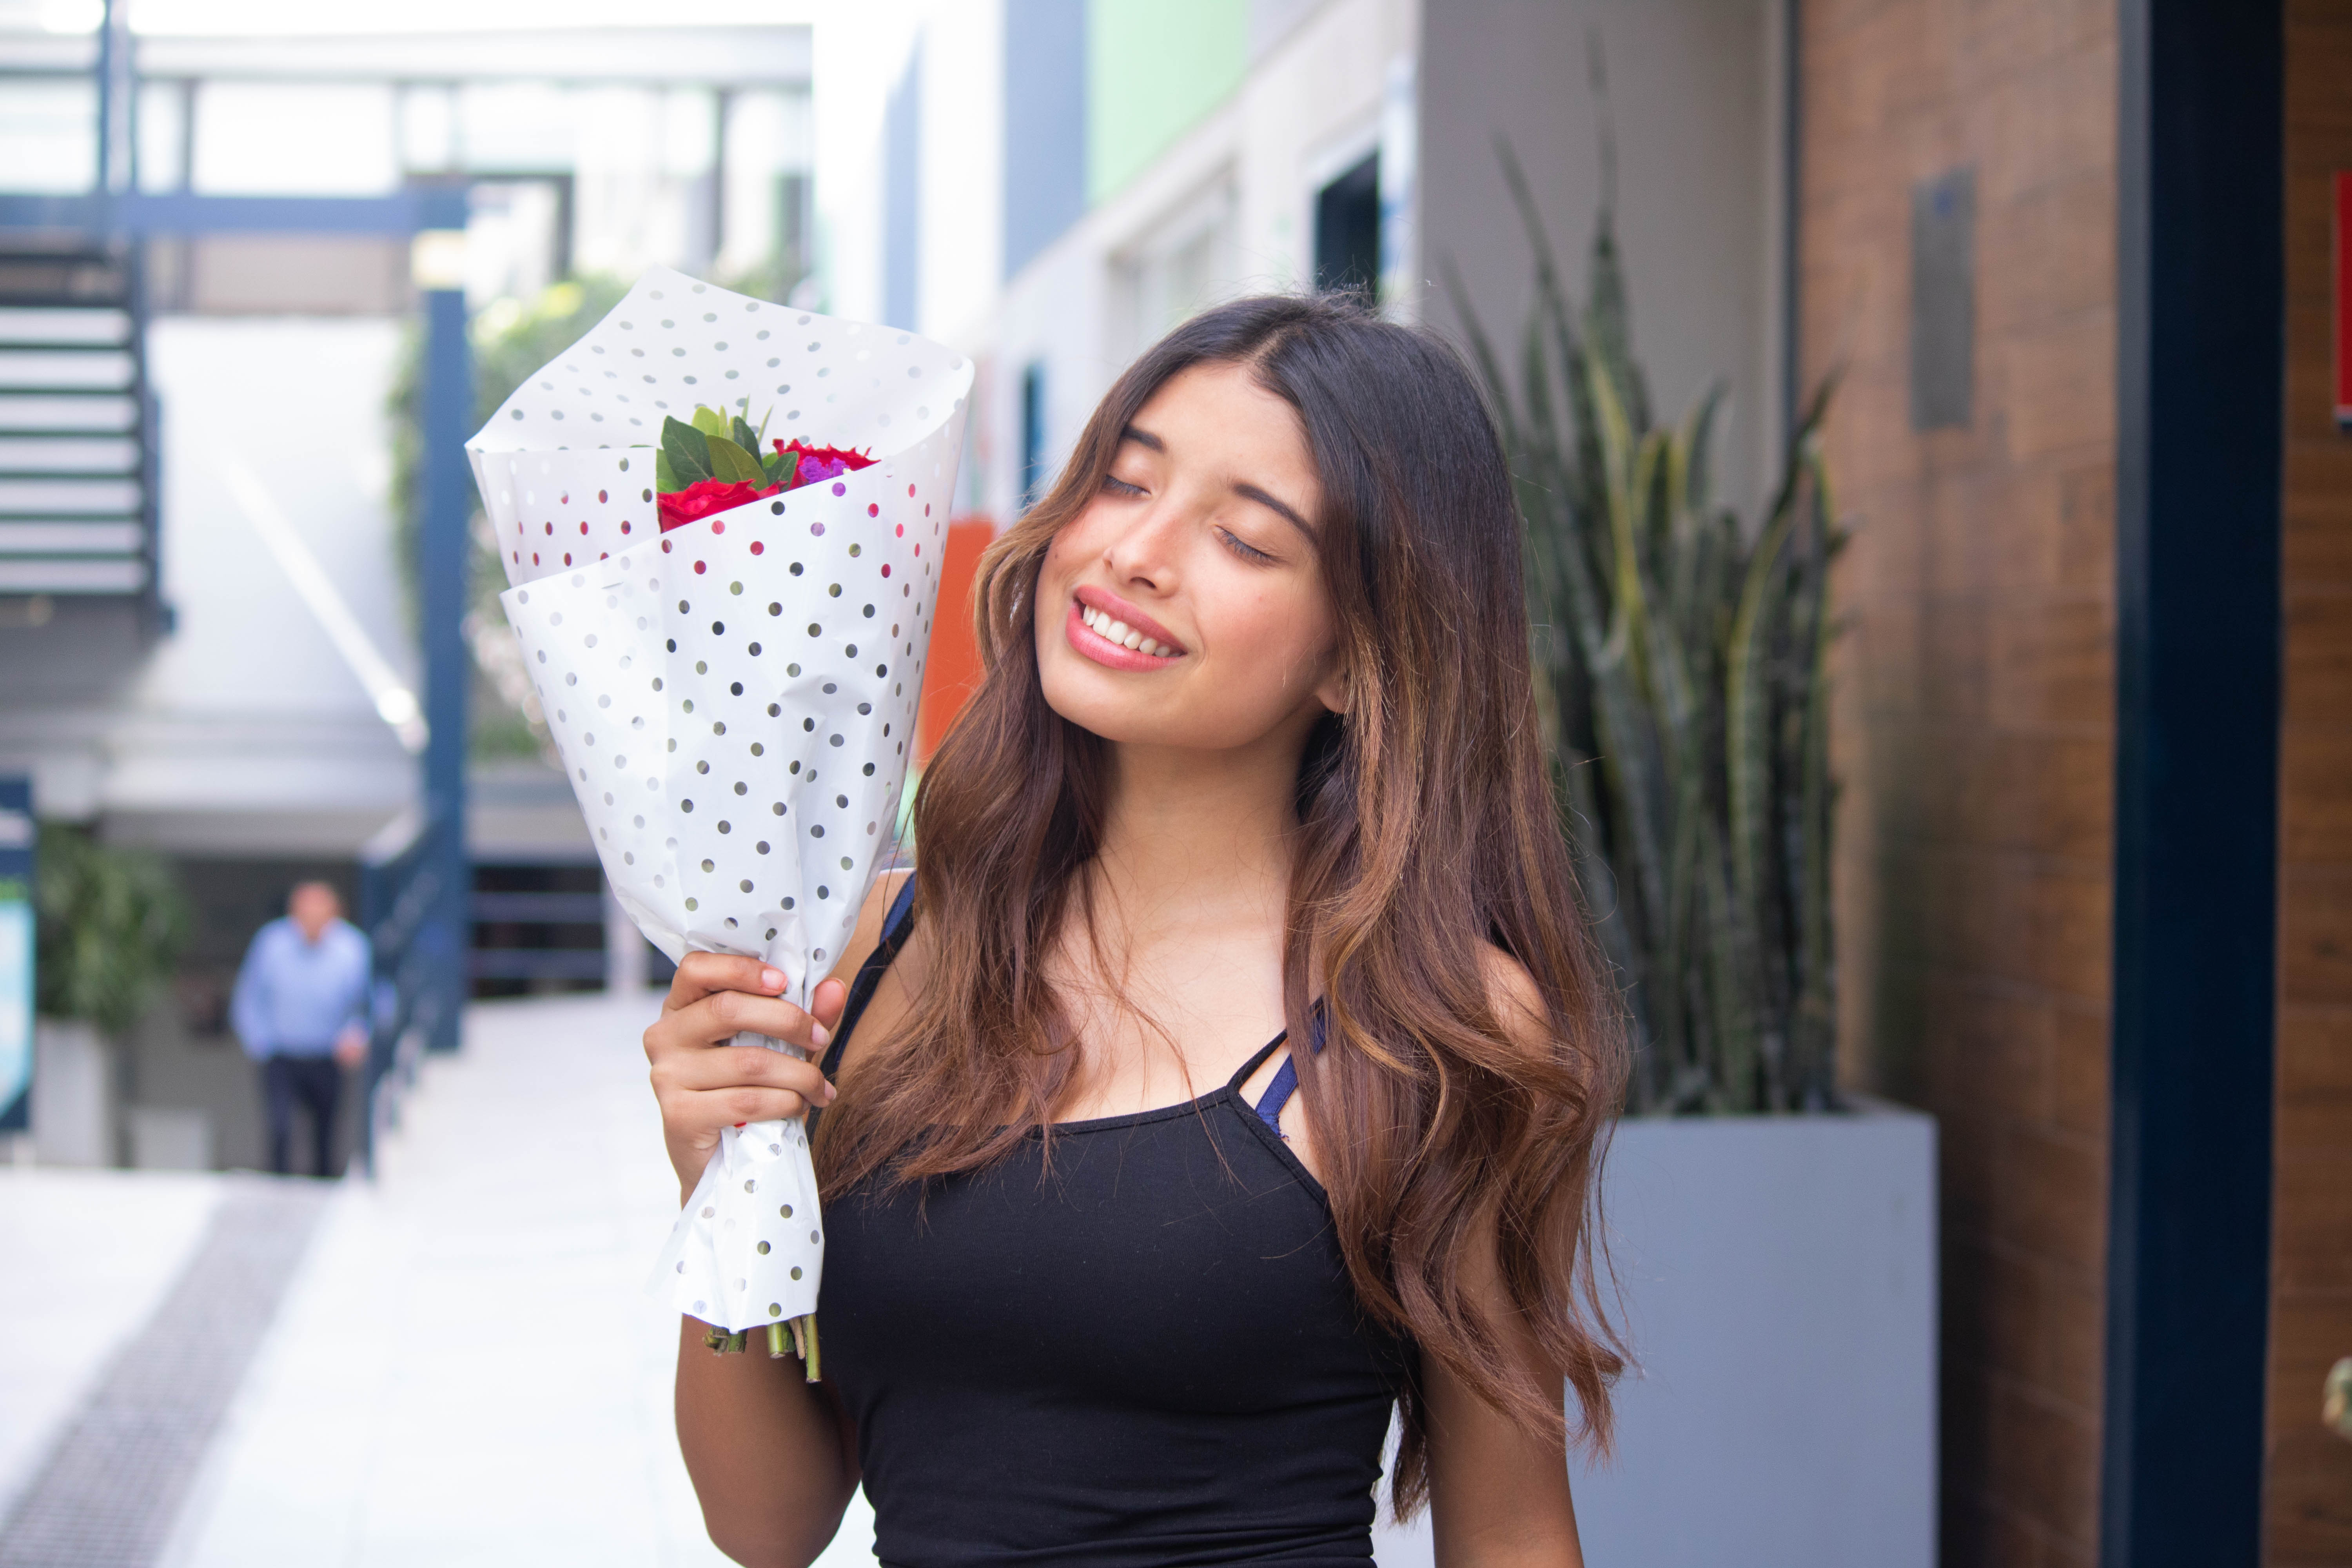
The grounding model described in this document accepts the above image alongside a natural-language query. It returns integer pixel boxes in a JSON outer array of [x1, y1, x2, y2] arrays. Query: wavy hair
[[813, 294, 1626, 1509]]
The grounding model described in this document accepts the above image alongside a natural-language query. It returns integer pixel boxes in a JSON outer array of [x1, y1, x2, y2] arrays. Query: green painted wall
[[1085, 0, 1249, 205]]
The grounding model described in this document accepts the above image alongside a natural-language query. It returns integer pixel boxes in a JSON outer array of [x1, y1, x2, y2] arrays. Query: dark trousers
[[262, 1054, 343, 1177]]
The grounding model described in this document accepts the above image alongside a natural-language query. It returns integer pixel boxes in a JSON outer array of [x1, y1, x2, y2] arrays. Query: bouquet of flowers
[[469, 267, 972, 1373]]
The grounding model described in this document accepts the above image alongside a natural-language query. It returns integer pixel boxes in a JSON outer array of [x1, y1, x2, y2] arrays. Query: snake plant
[[1446, 146, 1844, 1114]]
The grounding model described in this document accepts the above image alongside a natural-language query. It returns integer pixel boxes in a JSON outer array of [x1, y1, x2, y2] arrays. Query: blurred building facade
[[0, 14, 812, 1172], [833, 2, 2348, 1565]]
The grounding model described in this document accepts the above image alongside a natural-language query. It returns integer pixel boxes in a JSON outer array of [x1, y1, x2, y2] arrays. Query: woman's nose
[[1101, 505, 1181, 589]]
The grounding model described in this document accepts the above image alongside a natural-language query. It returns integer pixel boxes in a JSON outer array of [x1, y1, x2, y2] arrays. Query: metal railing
[[357, 810, 444, 1175]]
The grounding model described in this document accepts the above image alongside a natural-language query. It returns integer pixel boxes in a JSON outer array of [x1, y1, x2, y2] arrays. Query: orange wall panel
[[914, 520, 995, 766]]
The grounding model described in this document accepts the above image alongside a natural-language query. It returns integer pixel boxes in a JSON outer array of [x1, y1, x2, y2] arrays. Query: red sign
[[2337, 171, 2352, 430]]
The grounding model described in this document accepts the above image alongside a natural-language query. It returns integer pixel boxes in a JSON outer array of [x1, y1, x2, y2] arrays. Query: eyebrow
[[1120, 424, 1315, 543], [1236, 482, 1314, 541]]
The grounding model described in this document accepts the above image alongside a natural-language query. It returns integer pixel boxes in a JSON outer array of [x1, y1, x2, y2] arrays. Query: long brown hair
[[815, 294, 1626, 1508]]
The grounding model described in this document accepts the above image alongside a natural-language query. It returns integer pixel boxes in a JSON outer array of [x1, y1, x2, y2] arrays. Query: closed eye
[[1102, 474, 1145, 497], [1218, 528, 1276, 565]]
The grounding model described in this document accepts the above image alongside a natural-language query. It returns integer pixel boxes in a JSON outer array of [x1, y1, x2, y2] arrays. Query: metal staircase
[[0, 244, 157, 603]]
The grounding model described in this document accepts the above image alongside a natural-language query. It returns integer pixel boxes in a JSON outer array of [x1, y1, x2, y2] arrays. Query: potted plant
[[31, 823, 189, 1166], [1383, 154, 1937, 1568]]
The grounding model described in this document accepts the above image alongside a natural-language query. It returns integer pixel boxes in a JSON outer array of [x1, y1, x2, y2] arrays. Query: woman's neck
[[1091, 728, 1306, 923]]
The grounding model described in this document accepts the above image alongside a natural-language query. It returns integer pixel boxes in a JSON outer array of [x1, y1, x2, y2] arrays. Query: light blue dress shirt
[[230, 916, 372, 1061]]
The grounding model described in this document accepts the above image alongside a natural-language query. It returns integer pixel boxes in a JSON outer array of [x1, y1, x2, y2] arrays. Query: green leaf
[[731, 415, 761, 455], [34, 823, 189, 1035], [661, 416, 712, 488], [1479, 132, 1847, 1113], [654, 450, 681, 495], [690, 405, 728, 439], [763, 447, 800, 488], [706, 434, 768, 486]]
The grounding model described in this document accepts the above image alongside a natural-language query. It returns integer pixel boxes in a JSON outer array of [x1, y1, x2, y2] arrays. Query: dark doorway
[[1314, 152, 1380, 298]]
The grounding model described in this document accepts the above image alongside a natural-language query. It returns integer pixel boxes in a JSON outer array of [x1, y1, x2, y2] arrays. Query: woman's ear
[[1313, 659, 1350, 717]]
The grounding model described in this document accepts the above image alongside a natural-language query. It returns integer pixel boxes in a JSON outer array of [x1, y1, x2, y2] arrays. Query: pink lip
[[1065, 602, 1183, 672], [1073, 585, 1186, 653]]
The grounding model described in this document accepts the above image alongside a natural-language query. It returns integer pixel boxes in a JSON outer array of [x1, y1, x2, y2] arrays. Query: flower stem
[[767, 1322, 789, 1359], [799, 1315, 821, 1383]]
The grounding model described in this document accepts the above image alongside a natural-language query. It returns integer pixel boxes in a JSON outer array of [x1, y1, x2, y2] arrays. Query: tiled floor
[[157, 991, 880, 1568], [0, 994, 877, 1568], [0, 1170, 227, 1526], [0, 1179, 331, 1568]]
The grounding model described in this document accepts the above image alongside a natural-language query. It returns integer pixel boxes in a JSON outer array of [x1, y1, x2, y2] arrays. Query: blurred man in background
[[231, 881, 371, 1178]]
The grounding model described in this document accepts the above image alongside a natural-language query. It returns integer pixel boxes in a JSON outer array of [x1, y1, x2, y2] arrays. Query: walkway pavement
[[0, 993, 878, 1568]]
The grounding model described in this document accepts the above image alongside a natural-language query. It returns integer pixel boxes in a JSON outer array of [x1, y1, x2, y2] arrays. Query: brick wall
[[1797, 2, 2117, 1562], [2269, 4, 2352, 1562]]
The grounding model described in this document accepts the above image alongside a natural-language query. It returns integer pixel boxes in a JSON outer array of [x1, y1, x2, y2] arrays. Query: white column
[[604, 881, 648, 995]]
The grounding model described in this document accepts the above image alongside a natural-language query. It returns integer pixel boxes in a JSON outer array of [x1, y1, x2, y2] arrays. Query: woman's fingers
[[653, 1045, 834, 1143], [665, 952, 788, 1012], [665, 1043, 835, 1102], [647, 961, 848, 1178], [687, 989, 825, 1052], [810, 975, 849, 1033], [663, 1084, 821, 1132], [647, 990, 824, 1060]]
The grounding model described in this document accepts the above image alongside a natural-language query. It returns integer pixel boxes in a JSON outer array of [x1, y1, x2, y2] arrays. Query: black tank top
[[817, 880, 1412, 1566]]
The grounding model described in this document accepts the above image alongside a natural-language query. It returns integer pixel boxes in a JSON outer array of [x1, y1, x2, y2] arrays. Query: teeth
[[1080, 602, 1176, 657]]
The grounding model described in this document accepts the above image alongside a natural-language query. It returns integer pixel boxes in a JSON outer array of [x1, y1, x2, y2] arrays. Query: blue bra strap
[[1254, 1057, 1300, 1133], [1252, 1002, 1325, 1133]]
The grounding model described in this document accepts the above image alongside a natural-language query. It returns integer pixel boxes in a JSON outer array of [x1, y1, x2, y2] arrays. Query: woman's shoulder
[[1476, 941, 1550, 1049], [822, 866, 916, 994]]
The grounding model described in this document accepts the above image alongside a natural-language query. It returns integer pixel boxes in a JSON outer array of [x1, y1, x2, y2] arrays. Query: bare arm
[[1423, 948, 1588, 1568], [648, 876, 907, 1568], [1423, 1349, 1584, 1568], [672, 1311, 858, 1568], [648, 953, 851, 1566]]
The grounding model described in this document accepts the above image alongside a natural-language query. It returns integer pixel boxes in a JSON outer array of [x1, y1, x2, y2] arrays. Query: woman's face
[[1034, 361, 1347, 753]]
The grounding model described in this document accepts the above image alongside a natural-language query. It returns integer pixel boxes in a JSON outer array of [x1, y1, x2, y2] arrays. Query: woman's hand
[[644, 956, 851, 1200]]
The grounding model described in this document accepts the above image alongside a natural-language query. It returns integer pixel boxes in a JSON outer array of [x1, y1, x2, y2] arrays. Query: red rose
[[776, 440, 877, 488], [658, 477, 780, 533]]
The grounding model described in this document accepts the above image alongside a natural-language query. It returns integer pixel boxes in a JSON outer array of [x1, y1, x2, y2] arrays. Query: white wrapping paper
[[469, 268, 972, 1334]]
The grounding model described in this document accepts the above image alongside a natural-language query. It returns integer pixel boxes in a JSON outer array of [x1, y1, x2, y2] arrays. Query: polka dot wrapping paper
[[469, 269, 972, 1341]]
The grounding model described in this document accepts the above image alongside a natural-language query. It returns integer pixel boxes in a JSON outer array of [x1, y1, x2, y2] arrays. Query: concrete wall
[[1419, 0, 1781, 517], [2269, 3, 2352, 1560], [1797, 2, 2117, 1562], [980, 0, 1417, 523]]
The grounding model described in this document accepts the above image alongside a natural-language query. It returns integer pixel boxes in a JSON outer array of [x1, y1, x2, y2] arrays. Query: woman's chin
[[1040, 678, 1174, 747]]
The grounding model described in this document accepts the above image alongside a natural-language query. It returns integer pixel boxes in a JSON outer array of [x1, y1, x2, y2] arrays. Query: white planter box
[[1375, 1100, 1936, 1568], [31, 1018, 113, 1167]]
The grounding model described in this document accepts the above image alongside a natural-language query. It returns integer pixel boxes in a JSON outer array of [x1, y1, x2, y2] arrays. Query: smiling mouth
[[1076, 601, 1183, 659]]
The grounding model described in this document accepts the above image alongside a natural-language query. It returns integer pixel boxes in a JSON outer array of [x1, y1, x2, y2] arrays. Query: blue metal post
[[93, 0, 114, 194], [2102, 1, 2282, 1562], [418, 285, 472, 1053]]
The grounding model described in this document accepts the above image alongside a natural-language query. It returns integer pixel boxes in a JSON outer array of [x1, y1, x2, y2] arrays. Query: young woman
[[644, 294, 1627, 1568]]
